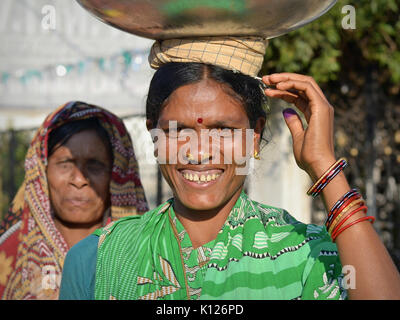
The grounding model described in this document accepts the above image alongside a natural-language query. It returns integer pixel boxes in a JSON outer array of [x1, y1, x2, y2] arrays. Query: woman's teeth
[[182, 172, 221, 184]]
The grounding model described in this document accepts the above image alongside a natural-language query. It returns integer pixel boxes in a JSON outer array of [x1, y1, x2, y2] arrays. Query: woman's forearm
[[310, 162, 400, 300], [262, 73, 400, 299]]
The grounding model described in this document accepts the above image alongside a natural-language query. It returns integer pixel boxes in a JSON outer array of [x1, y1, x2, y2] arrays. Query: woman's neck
[[173, 187, 243, 249], [53, 218, 103, 249]]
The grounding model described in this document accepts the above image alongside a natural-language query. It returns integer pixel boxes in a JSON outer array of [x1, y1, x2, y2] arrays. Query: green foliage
[[261, 0, 400, 88], [0, 131, 31, 218]]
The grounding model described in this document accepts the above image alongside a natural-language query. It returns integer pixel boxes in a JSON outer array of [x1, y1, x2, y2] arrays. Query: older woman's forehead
[[60, 130, 111, 156]]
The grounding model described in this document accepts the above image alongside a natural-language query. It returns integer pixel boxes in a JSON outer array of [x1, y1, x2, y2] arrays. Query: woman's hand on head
[[262, 73, 336, 181]]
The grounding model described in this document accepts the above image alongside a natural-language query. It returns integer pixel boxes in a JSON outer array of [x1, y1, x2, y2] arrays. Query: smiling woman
[[60, 38, 400, 300], [146, 63, 267, 248], [0, 101, 148, 300]]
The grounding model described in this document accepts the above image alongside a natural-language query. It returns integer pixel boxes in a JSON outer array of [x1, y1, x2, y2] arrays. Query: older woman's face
[[155, 79, 260, 212], [46, 130, 112, 226]]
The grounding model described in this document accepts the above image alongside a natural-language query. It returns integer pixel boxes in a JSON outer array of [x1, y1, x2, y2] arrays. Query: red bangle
[[326, 194, 361, 228], [332, 215, 375, 242], [330, 205, 368, 238], [328, 199, 365, 234]]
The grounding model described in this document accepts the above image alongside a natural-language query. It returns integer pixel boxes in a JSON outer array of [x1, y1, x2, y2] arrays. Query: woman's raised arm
[[262, 73, 400, 299]]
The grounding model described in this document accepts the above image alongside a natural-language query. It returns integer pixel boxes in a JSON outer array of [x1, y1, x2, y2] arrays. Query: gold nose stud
[[201, 153, 210, 161], [186, 153, 195, 161], [185, 152, 210, 162]]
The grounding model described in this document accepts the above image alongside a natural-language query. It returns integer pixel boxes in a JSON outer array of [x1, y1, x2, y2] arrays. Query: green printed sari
[[94, 192, 347, 300]]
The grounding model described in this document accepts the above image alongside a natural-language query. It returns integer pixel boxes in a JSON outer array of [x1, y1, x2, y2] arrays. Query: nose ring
[[185, 152, 210, 162], [201, 152, 210, 161], [186, 152, 195, 161]]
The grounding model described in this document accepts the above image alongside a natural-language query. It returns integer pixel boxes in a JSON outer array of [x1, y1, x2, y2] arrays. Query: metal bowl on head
[[76, 0, 337, 40]]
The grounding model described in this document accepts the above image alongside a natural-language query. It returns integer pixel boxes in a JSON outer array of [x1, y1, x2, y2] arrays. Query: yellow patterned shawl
[[0, 101, 148, 299]]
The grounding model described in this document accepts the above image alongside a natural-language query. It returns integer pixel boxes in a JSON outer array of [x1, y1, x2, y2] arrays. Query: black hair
[[146, 62, 269, 145], [47, 118, 113, 160]]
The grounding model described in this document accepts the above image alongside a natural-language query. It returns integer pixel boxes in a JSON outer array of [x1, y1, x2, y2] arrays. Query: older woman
[[60, 38, 400, 300], [0, 101, 148, 299]]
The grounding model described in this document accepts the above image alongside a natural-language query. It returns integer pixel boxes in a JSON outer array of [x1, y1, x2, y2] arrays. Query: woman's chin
[[175, 192, 226, 213]]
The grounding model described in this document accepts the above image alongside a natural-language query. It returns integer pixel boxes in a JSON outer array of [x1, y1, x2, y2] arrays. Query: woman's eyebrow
[[158, 119, 244, 128], [207, 120, 238, 127], [205, 118, 249, 129], [158, 120, 188, 128], [54, 156, 74, 162]]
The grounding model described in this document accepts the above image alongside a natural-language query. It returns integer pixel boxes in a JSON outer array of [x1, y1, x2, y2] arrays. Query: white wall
[[0, 0, 154, 130], [0, 0, 312, 220]]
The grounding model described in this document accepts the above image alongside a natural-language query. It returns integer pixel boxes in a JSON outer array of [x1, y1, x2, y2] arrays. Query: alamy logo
[[342, 5, 356, 30], [41, 5, 56, 30]]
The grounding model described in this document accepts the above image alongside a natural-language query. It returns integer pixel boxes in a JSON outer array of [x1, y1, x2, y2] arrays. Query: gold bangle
[[328, 199, 365, 234]]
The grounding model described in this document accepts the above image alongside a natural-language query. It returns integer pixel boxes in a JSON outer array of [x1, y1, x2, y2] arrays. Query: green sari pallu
[[94, 192, 347, 300]]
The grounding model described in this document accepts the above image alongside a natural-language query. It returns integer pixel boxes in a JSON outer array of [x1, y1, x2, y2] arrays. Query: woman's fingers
[[275, 79, 322, 107], [262, 73, 336, 175], [263, 73, 327, 101], [265, 88, 311, 120], [265, 78, 320, 121], [282, 108, 305, 165], [264, 87, 300, 104], [264, 76, 333, 123], [282, 108, 304, 141]]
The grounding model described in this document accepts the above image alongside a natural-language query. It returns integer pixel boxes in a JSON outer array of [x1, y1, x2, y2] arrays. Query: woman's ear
[[146, 119, 153, 131], [253, 117, 266, 151]]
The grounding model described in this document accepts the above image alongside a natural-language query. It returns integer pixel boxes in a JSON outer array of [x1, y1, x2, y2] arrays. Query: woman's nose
[[187, 136, 215, 164], [179, 130, 222, 164], [70, 165, 89, 188], [185, 150, 212, 164]]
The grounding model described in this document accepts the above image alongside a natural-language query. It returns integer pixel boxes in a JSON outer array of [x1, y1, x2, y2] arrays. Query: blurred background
[[1, 0, 399, 268]]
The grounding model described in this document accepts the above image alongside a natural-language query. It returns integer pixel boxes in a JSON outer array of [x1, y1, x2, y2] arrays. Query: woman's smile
[[178, 167, 224, 187], [154, 78, 259, 214]]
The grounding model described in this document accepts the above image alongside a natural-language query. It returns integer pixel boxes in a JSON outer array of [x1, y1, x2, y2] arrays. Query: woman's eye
[[87, 160, 108, 172], [56, 161, 73, 171]]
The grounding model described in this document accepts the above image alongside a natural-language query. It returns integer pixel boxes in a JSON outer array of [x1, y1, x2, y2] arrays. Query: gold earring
[[254, 150, 261, 160]]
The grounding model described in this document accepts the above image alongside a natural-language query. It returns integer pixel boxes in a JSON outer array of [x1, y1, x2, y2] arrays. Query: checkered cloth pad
[[148, 36, 268, 77]]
